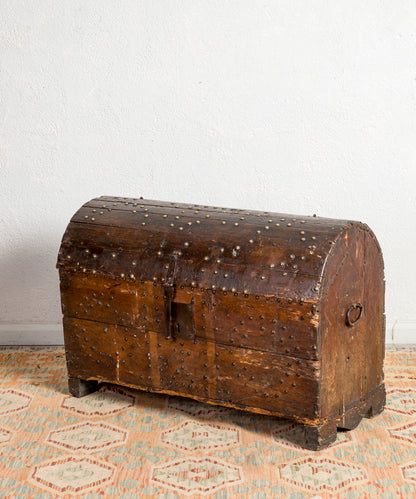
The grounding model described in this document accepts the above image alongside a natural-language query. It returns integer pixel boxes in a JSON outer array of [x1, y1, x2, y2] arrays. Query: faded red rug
[[0, 345, 415, 498]]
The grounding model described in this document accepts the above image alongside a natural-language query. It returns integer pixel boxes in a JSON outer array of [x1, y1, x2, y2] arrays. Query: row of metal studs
[[74, 297, 315, 333], [63, 255, 321, 292], [68, 280, 319, 311], [66, 260, 312, 282], [74, 288, 316, 309], [96, 199, 324, 228], [85, 207, 309, 225], [82, 207, 318, 248], [74, 303, 311, 338], [94, 198, 309, 217]]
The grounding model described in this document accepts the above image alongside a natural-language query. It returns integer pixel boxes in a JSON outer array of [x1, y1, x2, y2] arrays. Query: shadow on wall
[[0, 233, 63, 326]]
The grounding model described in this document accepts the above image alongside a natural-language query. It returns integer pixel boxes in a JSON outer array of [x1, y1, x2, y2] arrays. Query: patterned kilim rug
[[0, 346, 415, 498]]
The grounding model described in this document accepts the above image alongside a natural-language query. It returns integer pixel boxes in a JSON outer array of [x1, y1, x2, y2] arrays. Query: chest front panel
[[62, 314, 320, 422]]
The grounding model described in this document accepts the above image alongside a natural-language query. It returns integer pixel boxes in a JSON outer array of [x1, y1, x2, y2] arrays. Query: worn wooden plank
[[84, 196, 350, 229], [214, 344, 319, 420], [195, 293, 319, 360], [59, 272, 166, 333], [59, 219, 333, 275]]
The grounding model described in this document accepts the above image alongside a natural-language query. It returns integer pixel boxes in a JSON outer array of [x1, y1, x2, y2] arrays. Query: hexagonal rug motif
[[278, 457, 367, 493], [47, 421, 128, 453], [151, 457, 243, 495], [160, 420, 240, 451], [61, 385, 136, 416], [0, 388, 33, 416], [30, 456, 115, 495]]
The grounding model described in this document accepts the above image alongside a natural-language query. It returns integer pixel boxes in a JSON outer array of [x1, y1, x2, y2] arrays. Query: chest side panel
[[319, 224, 385, 419]]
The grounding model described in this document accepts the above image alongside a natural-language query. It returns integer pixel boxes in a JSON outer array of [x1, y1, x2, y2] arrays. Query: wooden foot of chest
[[364, 383, 386, 418], [68, 377, 99, 398], [302, 420, 338, 451], [301, 383, 386, 450], [338, 383, 386, 430]]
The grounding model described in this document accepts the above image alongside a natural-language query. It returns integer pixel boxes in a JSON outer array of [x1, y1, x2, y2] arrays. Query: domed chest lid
[[57, 196, 353, 299]]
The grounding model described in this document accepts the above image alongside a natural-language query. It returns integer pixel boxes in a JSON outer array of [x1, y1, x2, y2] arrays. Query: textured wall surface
[[0, 1, 415, 342]]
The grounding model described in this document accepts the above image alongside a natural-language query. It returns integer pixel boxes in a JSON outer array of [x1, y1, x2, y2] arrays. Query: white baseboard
[[386, 320, 416, 344], [0, 323, 64, 345], [0, 321, 414, 346]]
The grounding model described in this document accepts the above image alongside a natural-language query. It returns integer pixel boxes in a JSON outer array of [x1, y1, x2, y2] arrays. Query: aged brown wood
[[57, 196, 386, 450]]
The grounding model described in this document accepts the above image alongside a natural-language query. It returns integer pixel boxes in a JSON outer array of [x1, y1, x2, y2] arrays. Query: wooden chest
[[57, 196, 386, 450]]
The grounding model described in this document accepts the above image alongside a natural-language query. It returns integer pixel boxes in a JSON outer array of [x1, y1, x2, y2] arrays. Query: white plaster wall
[[1, 1, 415, 343]]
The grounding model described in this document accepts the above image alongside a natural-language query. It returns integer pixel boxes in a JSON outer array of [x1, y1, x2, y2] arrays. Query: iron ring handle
[[345, 303, 363, 327]]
